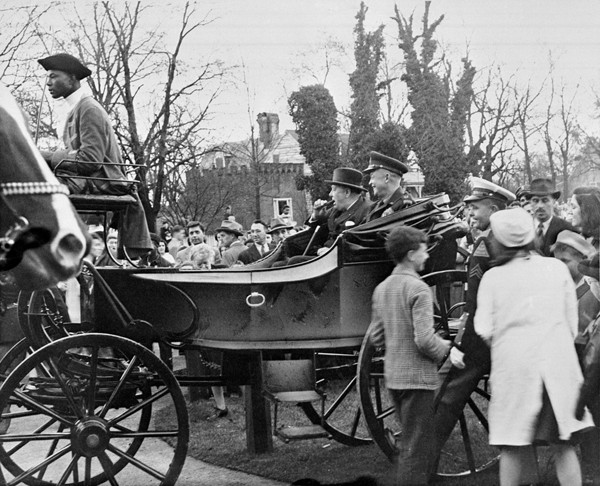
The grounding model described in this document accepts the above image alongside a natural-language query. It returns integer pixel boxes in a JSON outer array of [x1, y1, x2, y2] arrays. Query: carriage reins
[[0, 181, 69, 270]]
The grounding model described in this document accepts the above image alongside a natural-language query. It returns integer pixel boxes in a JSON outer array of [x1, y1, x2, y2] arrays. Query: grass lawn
[[156, 391, 600, 485]]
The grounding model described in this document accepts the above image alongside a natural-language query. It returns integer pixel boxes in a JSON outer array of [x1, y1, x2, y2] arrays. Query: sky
[[7, 0, 600, 142]]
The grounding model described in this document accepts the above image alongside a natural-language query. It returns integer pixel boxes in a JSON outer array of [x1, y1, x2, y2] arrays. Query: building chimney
[[256, 112, 279, 148]]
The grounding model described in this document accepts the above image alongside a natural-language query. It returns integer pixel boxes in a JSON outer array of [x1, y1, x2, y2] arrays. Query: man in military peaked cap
[[37, 53, 151, 257], [433, 177, 517, 468], [364, 151, 409, 222]]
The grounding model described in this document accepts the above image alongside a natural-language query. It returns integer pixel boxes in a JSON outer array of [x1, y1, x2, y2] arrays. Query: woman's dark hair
[[573, 187, 600, 240], [385, 226, 427, 264], [491, 238, 535, 267]]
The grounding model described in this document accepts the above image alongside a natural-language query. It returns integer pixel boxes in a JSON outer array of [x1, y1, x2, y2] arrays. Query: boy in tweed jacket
[[370, 226, 461, 485]]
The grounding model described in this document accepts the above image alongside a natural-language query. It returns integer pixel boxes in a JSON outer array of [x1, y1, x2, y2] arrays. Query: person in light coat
[[475, 208, 594, 486]]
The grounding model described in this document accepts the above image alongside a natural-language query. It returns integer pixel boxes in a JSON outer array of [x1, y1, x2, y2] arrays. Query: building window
[[272, 154, 280, 164], [273, 198, 293, 225]]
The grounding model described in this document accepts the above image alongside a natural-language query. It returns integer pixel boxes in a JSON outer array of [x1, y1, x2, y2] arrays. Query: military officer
[[363, 151, 409, 221], [432, 177, 516, 467]]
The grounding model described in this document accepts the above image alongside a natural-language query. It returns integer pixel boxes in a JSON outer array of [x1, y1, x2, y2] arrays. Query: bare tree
[[467, 68, 520, 180], [555, 84, 580, 199], [511, 80, 545, 185]]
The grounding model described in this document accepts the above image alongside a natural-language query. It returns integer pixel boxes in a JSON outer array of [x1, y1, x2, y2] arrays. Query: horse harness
[[0, 181, 70, 270]]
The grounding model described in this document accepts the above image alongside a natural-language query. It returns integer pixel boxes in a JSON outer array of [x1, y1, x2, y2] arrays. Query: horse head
[[0, 83, 89, 290]]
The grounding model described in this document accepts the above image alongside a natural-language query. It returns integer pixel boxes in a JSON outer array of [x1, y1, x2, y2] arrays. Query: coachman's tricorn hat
[[325, 167, 367, 192], [363, 151, 409, 176], [528, 178, 561, 199], [464, 177, 516, 204], [38, 53, 92, 80]]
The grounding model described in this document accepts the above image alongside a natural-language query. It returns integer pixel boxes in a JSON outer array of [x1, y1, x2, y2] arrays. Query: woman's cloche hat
[[490, 207, 535, 248]]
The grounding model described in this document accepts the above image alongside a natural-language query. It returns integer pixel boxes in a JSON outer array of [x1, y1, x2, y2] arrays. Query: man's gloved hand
[[449, 346, 466, 369]]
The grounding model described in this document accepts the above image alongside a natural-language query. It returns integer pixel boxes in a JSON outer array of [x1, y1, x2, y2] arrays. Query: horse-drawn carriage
[[0, 84, 494, 485]]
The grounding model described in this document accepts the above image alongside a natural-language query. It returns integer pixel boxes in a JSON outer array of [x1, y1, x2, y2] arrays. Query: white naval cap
[[464, 177, 516, 204]]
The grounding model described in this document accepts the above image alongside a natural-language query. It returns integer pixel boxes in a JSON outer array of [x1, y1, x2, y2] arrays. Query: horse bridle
[[0, 181, 70, 270]]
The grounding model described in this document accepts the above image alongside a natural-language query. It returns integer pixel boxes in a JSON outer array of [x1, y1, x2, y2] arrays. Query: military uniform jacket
[[461, 229, 494, 366], [365, 188, 405, 222], [310, 197, 371, 248]]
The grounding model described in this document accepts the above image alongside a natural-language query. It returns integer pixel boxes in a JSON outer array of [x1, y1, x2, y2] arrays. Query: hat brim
[[216, 227, 243, 237], [325, 180, 367, 192], [578, 254, 599, 279], [268, 225, 293, 234], [38, 58, 92, 80], [528, 190, 561, 199], [363, 164, 408, 176]]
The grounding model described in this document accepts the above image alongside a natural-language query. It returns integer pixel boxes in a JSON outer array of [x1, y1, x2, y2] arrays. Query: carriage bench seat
[[69, 194, 137, 212]]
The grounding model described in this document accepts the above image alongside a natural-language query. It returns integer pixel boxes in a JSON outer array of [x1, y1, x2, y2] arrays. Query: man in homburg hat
[[527, 178, 575, 256], [310, 167, 370, 253], [363, 151, 409, 222], [37, 53, 151, 257], [285, 167, 370, 265], [215, 220, 245, 268], [432, 177, 517, 467]]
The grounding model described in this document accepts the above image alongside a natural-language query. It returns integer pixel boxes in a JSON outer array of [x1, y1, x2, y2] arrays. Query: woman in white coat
[[474, 208, 594, 486]]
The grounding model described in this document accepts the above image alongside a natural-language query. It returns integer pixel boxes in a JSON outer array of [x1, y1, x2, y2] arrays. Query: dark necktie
[[535, 222, 544, 249]]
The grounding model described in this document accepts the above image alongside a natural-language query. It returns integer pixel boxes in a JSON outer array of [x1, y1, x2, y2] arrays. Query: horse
[[0, 83, 88, 290]]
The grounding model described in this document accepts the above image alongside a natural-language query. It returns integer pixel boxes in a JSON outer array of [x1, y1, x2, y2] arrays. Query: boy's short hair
[[386, 226, 427, 264]]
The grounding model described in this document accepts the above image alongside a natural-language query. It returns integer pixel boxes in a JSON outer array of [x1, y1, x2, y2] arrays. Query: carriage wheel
[[0, 333, 188, 486], [18, 287, 78, 350], [357, 269, 498, 476], [300, 349, 372, 447]]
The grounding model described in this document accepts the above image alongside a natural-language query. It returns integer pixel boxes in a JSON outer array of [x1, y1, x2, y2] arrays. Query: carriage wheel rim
[[0, 333, 188, 486]]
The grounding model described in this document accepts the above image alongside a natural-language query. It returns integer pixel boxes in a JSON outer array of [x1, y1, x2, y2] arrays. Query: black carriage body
[[94, 247, 393, 350]]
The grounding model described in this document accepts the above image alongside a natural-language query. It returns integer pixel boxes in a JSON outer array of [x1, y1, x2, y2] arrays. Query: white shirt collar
[[537, 216, 553, 234], [63, 87, 90, 110]]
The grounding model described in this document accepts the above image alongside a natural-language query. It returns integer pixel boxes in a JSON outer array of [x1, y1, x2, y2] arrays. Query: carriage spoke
[[36, 422, 67, 480], [45, 357, 85, 419], [375, 405, 395, 421], [324, 375, 356, 419], [5, 417, 57, 454], [98, 451, 119, 486], [458, 412, 476, 473], [107, 442, 167, 481], [56, 452, 80, 486], [7, 444, 72, 486], [467, 397, 489, 431], [107, 386, 168, 427], [8, 389, 74, 428], [99, 355, 140, 418], [86, 345, 99, 415], [84, 456, 92, 483]]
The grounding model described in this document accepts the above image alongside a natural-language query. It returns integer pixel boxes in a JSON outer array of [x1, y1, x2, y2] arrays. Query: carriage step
[[269, 390, 322, 403], [275, 424, 328, 441]]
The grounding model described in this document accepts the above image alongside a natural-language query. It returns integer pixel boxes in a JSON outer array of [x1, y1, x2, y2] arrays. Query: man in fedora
[[433, 177, 517, 467], [268, 218, 293, 246], [528, 178, 574, 256], [215, 220, 245, 267], [37, 52, 151, 257], [363, 151, 409, 222]]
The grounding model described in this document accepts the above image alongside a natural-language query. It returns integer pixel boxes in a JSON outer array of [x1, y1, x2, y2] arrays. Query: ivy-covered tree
[[347, 2, 385, 170], [393, 1, 475, 202], [288, 84, 340, 199]]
